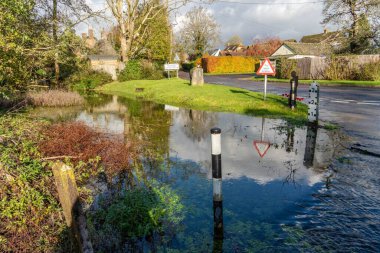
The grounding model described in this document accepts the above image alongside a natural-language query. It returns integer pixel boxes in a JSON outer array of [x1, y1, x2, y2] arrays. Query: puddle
[[29, 93, 342, 252]]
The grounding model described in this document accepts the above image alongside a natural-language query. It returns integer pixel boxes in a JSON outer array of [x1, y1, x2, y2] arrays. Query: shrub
[[354, 60, 380, 81], [118, 60, 143, 81], [275, 58, 299, 79], [181, 62, 195, 71], [27, 90, 84, 107], [118, 60, 164, 81], [202, 56, 260, 73], [87, 180, 184, 251], [69, 70, 113, 90], [39, 122, 135, 179], [0, 116, 72, 252], [323, 56, 353, 80]]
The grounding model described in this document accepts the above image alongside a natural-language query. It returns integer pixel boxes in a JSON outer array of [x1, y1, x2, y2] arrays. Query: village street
[[180, 72, 380, 155]]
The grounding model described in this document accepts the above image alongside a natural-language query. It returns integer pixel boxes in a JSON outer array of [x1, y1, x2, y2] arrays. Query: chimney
[[81, 32, 87, 40], [88, 28, 94, 39]]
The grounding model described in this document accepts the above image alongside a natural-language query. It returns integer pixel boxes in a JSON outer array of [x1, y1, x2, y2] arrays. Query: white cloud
[[81, 0, 335, 46]]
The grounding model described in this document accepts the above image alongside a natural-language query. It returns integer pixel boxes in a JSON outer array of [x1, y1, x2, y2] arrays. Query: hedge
[[202, 56, 260, 73]]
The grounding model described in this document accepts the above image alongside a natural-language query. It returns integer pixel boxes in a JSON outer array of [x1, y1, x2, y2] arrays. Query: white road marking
[[357, 102, 380, 106], [331, 100, 350, 103]]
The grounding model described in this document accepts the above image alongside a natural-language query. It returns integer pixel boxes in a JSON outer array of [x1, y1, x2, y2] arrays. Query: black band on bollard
[[213, 200, 223, 240], [211, 127, 221, 134], [212, 154, 222, 178]]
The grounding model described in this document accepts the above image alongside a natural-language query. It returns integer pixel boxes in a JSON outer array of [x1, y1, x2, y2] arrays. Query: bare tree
[[106, 0, 187, 62], [225, 35, 243, 46], [322, 0, 380, 53], [176, 6, 220, 58]]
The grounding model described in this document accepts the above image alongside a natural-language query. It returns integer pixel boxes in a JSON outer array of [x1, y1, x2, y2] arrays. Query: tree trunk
[[120, 26, 128, 62], [53, 0, 60, 86]]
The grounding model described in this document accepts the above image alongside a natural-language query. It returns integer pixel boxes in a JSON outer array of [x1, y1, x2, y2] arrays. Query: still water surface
[[29, 93, 379, 252]]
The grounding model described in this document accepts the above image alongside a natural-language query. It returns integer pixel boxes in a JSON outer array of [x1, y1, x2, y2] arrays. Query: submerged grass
[[98, 78, 307, 123]]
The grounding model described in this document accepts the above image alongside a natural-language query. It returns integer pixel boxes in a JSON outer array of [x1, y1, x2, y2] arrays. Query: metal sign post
[[253, 118, 271, 158], [256, 58, 276, 100], [264, 74, 267, 100], [164, 63, 179, 79]]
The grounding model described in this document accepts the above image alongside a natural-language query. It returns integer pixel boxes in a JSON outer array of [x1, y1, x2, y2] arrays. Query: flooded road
[[29, 93, 380, 252]]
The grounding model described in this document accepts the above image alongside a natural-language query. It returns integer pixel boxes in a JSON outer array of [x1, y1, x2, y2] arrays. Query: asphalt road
[[180, 72, 380, 154]]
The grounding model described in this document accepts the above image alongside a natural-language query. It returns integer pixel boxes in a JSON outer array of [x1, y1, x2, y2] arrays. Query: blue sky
[[79, 0, 334, 47]]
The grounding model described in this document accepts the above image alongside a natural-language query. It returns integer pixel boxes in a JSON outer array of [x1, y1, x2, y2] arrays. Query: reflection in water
[[303, 124, 318, 168], [28, 94, 342, 252]]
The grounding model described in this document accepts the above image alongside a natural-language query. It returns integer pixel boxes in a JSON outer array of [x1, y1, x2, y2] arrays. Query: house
[[270, 42, 333, 59], [88, 29, 124, 80], [220, 44, 247, 56], [81, 28, 97, 49], [208, 49, 221, 56], [300, 29, 343, 47]]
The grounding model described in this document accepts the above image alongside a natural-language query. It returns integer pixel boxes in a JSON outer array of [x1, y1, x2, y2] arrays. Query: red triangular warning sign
[[253, 140, 271, 158], [256, 58, 276, 76]]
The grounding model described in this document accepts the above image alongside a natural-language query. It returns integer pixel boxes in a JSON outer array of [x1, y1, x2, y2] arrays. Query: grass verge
[[253, 77, 380, 87], [98, 78, 307, 123]]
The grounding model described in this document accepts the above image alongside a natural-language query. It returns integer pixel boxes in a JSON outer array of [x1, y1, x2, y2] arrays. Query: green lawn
[[253, 77, 380, 87], [98, 78, 307, 123]]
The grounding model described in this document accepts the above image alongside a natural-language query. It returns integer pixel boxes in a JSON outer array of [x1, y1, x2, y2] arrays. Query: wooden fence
[[286, 54, 380, 80]]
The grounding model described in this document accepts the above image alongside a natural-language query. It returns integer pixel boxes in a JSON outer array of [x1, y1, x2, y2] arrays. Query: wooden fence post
[[52, 161, 94, 253]]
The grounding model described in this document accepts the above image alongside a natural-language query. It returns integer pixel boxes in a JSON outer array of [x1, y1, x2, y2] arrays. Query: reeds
[[27, 90, 84, 107]]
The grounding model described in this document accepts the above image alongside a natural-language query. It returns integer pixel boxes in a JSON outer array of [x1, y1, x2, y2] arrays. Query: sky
[[79, 0, 335, 48]]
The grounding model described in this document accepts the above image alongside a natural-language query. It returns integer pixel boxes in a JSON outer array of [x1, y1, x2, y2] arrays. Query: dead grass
[[39, 122, 136, 179], [27, 90, 84, 107]]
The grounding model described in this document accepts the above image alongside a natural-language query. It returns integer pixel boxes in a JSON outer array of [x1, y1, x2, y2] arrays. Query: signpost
[[256, 58, 276, 100], [164, 63, 179, 79]]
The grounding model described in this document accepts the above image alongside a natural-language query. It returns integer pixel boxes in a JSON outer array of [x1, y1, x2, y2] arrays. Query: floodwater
[[29, 93, 380, 252]]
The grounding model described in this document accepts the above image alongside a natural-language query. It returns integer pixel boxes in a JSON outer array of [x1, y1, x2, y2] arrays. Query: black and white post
[[308, 81, 320, 124], [289, 71, 298, 110], [211, 127, 223, 241]]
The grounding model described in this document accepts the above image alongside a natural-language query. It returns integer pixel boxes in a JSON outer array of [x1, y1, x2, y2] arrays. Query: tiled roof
[[283, 42, 333, 56], [300, 31, 342, 43]]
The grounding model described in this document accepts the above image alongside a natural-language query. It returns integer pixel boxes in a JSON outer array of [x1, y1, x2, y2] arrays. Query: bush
[[202, 56, 260, 73], [275, 58, 299, 79], [69, 70, 113, 90], [118, 60, 164, 81], [27, 90, 84, 107], [181, 62, 195, 71], [354, 60, 380, 81]]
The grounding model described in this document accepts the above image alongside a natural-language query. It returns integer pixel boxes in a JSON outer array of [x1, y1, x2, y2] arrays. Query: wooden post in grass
[[52, 161, 79, 227], [52, 162, 92, 253]]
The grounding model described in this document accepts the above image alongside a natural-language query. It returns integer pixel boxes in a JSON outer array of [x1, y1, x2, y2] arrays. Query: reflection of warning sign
[[253, 141, 271, 158]]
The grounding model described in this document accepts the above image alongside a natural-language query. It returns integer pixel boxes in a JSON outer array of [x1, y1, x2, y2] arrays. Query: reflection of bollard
[[308, 81, 320, 124], [304, 125, 318, 168], [211, 128, 223, 243]]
